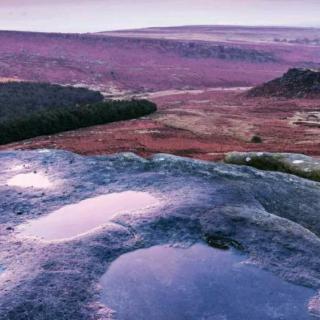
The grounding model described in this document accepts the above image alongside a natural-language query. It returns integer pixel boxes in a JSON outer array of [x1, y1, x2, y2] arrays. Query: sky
[[0, 0, 320, 33]]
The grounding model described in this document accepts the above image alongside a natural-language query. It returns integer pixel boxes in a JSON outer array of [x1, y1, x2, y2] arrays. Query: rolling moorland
[[0, 26, 320, 93], [0, 26, 319, 160], [0, 25, 320, 320]]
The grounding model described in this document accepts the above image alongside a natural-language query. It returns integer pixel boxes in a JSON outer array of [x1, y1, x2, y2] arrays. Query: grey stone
[[225, 151, 320, 181], [0, 150, 320, 319]]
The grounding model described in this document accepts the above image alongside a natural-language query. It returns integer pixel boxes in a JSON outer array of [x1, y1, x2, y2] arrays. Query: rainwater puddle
[[100, 243, 314, 320], [18, 191, 160, 241], [9, 164, 26, 172], [7, 172, 52, 189]]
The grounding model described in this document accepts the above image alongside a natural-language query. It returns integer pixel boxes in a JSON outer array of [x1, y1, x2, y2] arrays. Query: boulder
[[248, 68, 320, 98], [225, 151, 320, 181], [0, 150, 320, 319]]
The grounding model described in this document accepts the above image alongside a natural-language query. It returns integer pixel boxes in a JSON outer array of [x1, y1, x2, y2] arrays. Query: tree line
[[0, 82, 104, 122], [0, 100, 157, 144]]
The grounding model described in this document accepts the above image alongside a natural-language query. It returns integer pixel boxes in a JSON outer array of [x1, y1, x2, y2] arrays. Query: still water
[[7, 172, 52, 189], [18, 191, 160, 241], [100, 243, 314, 320]]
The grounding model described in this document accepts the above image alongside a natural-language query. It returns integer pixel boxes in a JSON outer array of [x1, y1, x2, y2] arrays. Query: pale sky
[[0, 0, 319, 33]]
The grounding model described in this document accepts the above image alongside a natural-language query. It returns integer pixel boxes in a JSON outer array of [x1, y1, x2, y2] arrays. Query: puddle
[[38, 149, 51, 153], [7, 172, 52, 189], [100, 243, 314, 320], [9, 164, 26, 172], [18, 191, 160, 241]]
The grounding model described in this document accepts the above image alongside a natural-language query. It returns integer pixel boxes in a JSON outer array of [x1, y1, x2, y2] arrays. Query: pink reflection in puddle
[[18, 191, 160, 241], [100, 244, 314, 320], [7, 172, 52, 189], [9, 164, 25, 172]]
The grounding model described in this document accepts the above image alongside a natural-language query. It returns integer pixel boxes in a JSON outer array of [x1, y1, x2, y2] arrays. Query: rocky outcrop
[[225, 151, 320, 181], [248, 68, 320, 98], [0, 150, 320, 319]]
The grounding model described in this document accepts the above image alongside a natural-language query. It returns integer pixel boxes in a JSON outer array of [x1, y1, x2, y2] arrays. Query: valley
[[0, 26, 319, 160], [0, 24, 320, 320], [0, 26, 319, 94], [2, 87, 319, 161]]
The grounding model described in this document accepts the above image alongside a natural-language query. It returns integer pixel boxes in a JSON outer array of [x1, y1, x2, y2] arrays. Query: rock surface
[[225, 151, 320, 181], [248, 68, 320, 98], [0, 150, 320, 319]]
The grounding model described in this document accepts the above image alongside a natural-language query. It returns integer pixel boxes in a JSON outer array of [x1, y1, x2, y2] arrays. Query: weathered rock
[[0, 150, 320, 319], [225, 151, 320, 181], [248, 68, 320, 98]]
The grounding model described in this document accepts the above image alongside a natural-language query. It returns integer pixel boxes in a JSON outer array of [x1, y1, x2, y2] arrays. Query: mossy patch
[[225, 152, 320, 182]]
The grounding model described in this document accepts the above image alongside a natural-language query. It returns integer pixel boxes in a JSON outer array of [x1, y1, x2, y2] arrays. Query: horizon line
[[1, 23, 320, 35]]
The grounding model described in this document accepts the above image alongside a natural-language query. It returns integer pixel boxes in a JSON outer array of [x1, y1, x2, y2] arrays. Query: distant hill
[[248, 68, 320, 98], [0, 27, 320, 93], [103, 25, 320, 45], [0, 82, 103, 122]]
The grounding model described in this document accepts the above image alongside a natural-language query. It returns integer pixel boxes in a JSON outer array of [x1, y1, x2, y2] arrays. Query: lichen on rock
[[0, 150, 320, 319], [225, 151, 320, 182]]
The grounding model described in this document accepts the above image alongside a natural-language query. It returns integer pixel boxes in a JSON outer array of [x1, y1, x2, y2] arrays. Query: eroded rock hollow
[[0, 150, 320, 319]]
